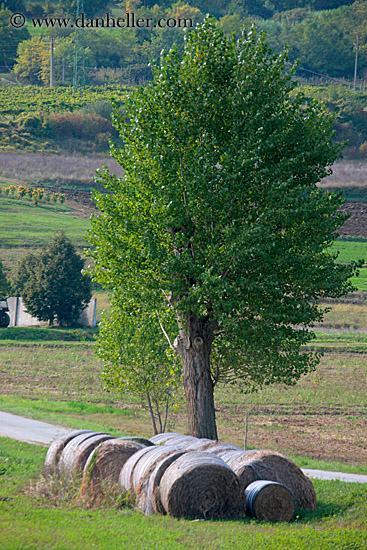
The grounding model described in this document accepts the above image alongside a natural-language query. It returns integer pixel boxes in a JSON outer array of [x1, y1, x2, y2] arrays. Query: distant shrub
[[15, 112, 45, 133], [46, 113, 113, 140]]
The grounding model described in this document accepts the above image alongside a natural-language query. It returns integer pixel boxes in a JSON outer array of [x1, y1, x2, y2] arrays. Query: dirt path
[[1, 411, 367, 484], [0, 411, 69, 445]]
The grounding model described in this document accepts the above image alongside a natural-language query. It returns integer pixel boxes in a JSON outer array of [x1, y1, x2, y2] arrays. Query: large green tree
[[88, 18, 358, 439], [12, 233, 91, 327]]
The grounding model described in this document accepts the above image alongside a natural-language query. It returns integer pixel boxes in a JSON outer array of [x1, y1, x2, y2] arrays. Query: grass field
[[0, 438, 366, 550]]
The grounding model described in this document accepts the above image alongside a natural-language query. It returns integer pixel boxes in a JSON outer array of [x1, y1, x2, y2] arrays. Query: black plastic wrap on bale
[[245, 480, 295, 522], [44, 430, 94, 475], [159, 452, 243, 519], [58, 433, 115, 477], [81, 439, 146, 502]]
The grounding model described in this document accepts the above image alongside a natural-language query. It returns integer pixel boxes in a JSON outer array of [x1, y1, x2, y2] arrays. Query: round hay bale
[[185, 438, 214, 451], [58, 433, 115, 477], [118, 436, 155, 447], [149, 433, 183, 445], [80, 439, 146, 501], [159, 452, 243, 519], [44, 429, 94, 475], [135, 448, 189, 515], [229, 450, 316, 511], [245, 480, 295, 522]]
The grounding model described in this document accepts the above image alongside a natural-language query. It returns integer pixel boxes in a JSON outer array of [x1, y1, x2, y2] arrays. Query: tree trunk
[[174, 314, 218, 439]]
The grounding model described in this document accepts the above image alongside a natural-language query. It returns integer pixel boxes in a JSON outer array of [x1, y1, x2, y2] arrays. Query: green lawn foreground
[[0, 438, 366, 550]]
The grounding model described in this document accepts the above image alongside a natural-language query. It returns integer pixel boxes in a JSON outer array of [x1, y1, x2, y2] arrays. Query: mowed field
[[1, 155, 367, 549]]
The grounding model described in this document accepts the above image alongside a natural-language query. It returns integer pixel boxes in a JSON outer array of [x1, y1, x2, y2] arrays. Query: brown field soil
[[339, 203, 367, 238]]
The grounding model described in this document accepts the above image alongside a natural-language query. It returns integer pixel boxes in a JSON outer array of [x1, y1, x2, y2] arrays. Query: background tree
[[13, 37, 49, 84], [0, 7, 30, 71], [12, 233, 91, 327], [98, 301, 181, 434], [0, 260, 10, 299], [88, 18, 359, 439]]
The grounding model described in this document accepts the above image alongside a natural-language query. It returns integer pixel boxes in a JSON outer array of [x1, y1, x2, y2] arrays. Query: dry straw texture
[[245, 480, 295, 522], [44, 429, 94, 475], [228, 450, 316, 510], [159, 452, 243, 519], [58, 433, 115, 477], [135, 448, 188, 515], [80, 440, 146, 503]]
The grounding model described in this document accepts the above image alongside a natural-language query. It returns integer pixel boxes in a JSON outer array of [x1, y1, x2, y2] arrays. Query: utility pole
[[50, 37, 54, 88], [353, 32, 359, 92], [73, 0, 86, 88], [62, 58, 65, 84]]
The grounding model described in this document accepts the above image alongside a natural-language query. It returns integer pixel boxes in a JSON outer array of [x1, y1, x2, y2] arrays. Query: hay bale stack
[[58, 433, 115, 477], [159, 452, 243, 519], [118, 436, 155, 447], [44, 429, 94, 475], [80, 439, 146, 502], [229, 450, 316, 510], [245, 480, 295, 522], [135, 448, 189, 515], [149, 433, 183, 445]]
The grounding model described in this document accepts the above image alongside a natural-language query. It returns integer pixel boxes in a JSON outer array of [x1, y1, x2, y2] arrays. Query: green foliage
[[58, 0, 110, 18], [0, 259, 10, 298], [0, 6, 30, 71], [13, 36, 49, 85], [88, 17, 359, 437], [0, 84, 127, 117], [11, 232, 91, 326], [97, 301, 182, 434], [298, 85, 367, 150]]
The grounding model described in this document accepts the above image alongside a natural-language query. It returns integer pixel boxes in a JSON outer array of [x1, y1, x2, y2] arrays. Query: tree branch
[[156, 310, 175, 351]]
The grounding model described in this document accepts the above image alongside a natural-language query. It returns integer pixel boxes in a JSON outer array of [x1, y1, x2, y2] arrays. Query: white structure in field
[[7, 297, 97, 327]]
